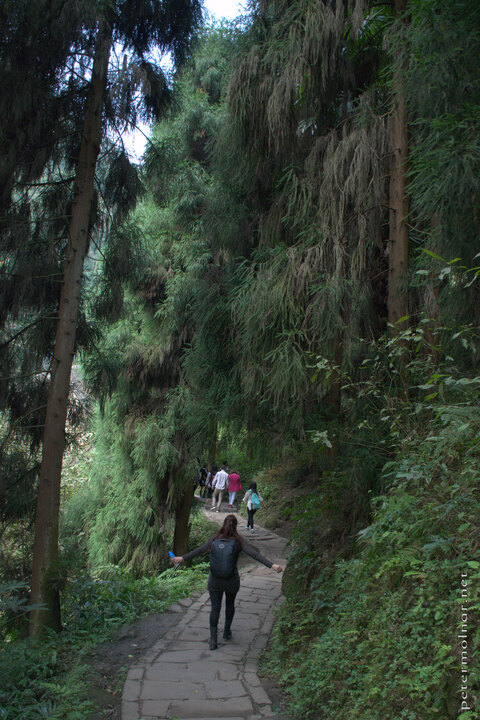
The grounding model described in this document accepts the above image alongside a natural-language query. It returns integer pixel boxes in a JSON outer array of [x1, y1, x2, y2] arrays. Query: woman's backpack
[[210, 538, 238, 578], [250, 492, 261, 509]]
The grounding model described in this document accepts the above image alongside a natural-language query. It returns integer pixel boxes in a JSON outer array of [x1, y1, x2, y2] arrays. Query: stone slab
[[154, 649, 209, 663], [244, 672, 262, 687], [128, 667, 144, 681], [140, 699, 171, 717], [204, 680, 248, 699], [176, 627, 210, 641], [249, 684, 273, 705], [122, 679, 141, 702], [145, 663, 188, 682], [177, 597, 194, 607], [168, 640, 210, 651], [122, 701, 139, 720], [168, 696, 254, 717], [141, 680, 207, 701]]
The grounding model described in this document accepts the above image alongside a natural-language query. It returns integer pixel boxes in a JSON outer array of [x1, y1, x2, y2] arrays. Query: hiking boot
[[223, 627, 232, 640], [209, 628, 218, 651]]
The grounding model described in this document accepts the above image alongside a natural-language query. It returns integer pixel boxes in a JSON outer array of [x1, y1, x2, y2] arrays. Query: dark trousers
[[209, 589, 237, 630], [247, 507, 258, 529]]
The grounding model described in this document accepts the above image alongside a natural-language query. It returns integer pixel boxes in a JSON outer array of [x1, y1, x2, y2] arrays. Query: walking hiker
[[210, 464, 228, 512], [170, 514, 282, 650], [242, 481, 265, 532], [227, 470, 242, 508], [206, 463, 218, 499], [197, 463, 208, 498]]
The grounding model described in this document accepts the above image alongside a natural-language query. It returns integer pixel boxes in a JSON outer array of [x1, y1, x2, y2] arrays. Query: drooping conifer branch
[[29, 19, 113, 635]]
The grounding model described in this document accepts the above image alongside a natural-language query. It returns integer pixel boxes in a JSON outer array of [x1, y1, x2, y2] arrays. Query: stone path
[[122, 503, 288, 719]]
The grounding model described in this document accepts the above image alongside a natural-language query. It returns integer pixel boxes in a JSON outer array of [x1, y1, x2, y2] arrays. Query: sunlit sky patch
[[124, 0, 246, 160], [204, 0, 246, 21]]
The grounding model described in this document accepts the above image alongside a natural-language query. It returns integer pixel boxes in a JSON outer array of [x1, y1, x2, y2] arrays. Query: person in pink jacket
[[227, 471, 242, 509]]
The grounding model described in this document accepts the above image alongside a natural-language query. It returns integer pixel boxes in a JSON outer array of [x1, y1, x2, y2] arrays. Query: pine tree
[[27, 0, 202, 635], [83, 23, 240, 565], [0, 0, 94, 210], [0, 0, 100, 590], [29, 17, 113, 635], [387, 0, 410, 331]]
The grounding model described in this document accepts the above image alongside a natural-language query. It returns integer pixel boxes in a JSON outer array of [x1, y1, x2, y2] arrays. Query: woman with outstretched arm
[[171, 514, 282, 650]]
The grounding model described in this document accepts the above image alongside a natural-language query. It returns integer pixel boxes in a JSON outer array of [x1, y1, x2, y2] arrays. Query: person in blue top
[[171, 514, 282, 650]]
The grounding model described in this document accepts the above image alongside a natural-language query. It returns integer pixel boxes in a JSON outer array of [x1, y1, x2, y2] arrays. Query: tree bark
[[29, 22, 112, 636], [173, 483, 195, 556], [324, 247, 346, 463], [324, 333, 343, 464], [207, 422, 217, 468], [423, 215, 442, 365], [169, 431, 194, 556], [388, 0, 410, 332], [423, 277, 441, 365]]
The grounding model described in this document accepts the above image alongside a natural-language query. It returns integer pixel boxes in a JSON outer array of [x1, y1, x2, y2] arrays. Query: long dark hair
[[215, 514, 242, 548], [249, 481, 257, 493]]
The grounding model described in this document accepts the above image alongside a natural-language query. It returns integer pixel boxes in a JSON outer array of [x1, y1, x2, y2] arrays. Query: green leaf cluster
[[0, 561, 208, 719], [264, 346, 480, 719]]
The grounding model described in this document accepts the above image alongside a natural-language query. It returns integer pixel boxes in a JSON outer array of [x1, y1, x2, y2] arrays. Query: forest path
[[121, 501, 288, 720]]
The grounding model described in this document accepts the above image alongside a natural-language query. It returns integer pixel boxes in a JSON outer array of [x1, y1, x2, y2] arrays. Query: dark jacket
[[182, 536, 273, 593]]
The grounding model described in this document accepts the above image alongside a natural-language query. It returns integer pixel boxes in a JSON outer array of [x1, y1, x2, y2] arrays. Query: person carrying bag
[[170, 514, 282, 650], [242, 481, 265, 532]]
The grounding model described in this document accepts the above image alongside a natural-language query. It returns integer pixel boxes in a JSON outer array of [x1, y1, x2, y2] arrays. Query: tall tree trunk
[[388, 0, 410, 332], [324, 333, 343, 464], [172, 432, 195, 556], [423, 277, 441, 365], [208, 422, 217, 468], [173, 483, 195, 556], [325, 243, 346, 464], [423, 215, 441, 366], [29, 23, 112, 636]]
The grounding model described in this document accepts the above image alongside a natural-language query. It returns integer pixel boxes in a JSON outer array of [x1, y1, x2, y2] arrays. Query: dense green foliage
[[79, 23, 246, 570], [1, 0, 479, 716], [0, 560, 209, 719], [264, 333, 480, 719], [0, 0, 202, 560]]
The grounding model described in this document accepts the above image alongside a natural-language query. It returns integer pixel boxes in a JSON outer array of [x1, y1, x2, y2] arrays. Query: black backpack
[[210, 538, 238, 579]]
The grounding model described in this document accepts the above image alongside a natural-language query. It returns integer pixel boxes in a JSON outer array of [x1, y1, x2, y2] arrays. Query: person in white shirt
[[210, 465, 229, 512]]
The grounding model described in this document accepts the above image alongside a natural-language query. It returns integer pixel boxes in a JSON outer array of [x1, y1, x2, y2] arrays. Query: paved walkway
[[122, 502, 288, 719]]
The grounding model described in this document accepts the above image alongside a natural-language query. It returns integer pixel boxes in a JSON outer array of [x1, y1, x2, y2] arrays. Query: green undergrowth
[[0, 517, 212, 720], [247, 463, 318, 532], [263, 387, 480, 719]]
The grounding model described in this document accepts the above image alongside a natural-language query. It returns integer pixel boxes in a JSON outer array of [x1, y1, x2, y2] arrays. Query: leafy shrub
[[264, 370, 480, 719], [0, 562, 209, 719], [0, 581, 47, 642], [0, 630, 92, 720], [62, 562, 208, 632]]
